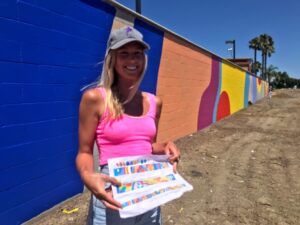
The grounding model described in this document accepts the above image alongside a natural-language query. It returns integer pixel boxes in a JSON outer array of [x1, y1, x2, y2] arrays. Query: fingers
[[101, 174, 121, 186], [168, 154, 180, 162], [166, 142, 180, 157], [96, 190, 122, 209], [172, 161, 178, 173], [90, 174, 122, 209], [164, 141, 181, 172], [167, 151, 181, 165], [103, 201, 121, 211], [102, 195, 122, 210]]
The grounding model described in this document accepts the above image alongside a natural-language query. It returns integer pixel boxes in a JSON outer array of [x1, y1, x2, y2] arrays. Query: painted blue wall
[[134, 19, 164, 94], [0, 0, 115, 224], [244, 73, 250, 107]]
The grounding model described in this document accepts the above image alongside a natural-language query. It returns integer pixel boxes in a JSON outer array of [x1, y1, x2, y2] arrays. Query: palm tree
[[266, 65, 278, 83], [275, 71, 289, 88], [259, 34, 275, 80], [252, 61, 262, 75], [249, 37, 261, 75]]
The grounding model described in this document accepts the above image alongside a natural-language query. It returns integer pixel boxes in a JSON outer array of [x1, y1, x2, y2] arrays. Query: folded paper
[[108, 155, 193, 218]]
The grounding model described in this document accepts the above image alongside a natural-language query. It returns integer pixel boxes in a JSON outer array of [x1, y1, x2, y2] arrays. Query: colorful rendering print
[[117, 174, 176, 194], [121, 184, 186, 208], [113, 162, 169, 176]]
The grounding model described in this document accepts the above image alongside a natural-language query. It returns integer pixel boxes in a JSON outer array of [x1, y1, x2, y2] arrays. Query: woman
[[76, 26, 180, 225]]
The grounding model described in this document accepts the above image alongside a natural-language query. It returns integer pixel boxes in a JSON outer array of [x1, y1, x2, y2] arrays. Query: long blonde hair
[[99, 49, 148, 119]]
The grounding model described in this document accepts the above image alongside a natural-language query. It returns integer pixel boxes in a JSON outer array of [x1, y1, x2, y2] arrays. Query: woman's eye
[[119, 52, 129, 57], [134, 52, 143, 58], [117, 51, 144, 59]]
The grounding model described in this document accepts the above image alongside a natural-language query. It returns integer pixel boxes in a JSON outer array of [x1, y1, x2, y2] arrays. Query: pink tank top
[[96, 88, 157, 165]]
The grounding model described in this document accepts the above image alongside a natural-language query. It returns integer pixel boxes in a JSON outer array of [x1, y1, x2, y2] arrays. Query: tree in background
[[267, 65, 299, 89], [273, 71, 289, 88], [259, 34, 275, 81], [252, 61, 262, 75], [249, 34, 275, 80], [249, 37, 261, 75], [266, 64, 278, 83]]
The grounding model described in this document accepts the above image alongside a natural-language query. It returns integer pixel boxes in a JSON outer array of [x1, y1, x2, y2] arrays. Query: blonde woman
[[76, 26, 180, 225]]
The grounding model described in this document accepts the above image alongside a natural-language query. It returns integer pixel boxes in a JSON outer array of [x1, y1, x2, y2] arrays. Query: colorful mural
[[0, 0, 268, 223], [197, 59, 268, 130], [108, 5, 269, 140]]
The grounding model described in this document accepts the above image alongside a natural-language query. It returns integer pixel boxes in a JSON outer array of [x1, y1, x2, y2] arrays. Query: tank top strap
[[146, 92, 157, 118]]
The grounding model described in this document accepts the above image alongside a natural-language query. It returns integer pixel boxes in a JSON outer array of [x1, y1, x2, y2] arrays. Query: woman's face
[[114, 42, 145, 82]]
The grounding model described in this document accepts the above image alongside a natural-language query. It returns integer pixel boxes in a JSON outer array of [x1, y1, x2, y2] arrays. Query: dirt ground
[[25, 89, 300, 225]]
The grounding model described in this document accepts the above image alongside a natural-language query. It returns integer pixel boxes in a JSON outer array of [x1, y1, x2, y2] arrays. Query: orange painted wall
[[156, 33, 212, 142]]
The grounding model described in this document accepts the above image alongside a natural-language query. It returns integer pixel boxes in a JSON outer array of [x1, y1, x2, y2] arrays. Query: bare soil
[[25, 89, 300, 225]]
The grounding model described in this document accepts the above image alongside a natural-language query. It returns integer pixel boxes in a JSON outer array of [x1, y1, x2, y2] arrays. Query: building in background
[[227, 58, 253, 73]]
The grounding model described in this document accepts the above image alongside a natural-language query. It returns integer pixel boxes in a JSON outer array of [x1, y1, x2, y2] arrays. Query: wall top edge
[[104, 0, 263, 80]]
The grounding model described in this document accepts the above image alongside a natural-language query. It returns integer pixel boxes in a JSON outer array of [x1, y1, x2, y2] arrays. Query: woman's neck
[[114, 79, 136, 103]]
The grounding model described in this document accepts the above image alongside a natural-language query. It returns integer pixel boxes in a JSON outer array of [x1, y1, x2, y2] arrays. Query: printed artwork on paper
[[108, 155, 193, 218]]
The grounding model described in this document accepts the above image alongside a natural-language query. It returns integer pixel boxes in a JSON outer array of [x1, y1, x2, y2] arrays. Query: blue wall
[[0, 0, 115, 224], [134, 19, 164, 94]]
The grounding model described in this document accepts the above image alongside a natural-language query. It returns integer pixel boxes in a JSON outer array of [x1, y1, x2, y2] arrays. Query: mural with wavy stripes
[[0, 0, 269, 223], [198, 59, 268, 129], [109, 6, 269, 139]]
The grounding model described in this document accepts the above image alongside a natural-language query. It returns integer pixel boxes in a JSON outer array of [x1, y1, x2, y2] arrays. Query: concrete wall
[[109, 4, 268, 142], [0, 1, 116, 224], [0, 0, 268, 224], [157, 34, 213, 141]]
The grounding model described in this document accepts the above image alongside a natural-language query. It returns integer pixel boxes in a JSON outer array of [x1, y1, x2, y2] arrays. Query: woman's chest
[[99, 116, 156, 142]]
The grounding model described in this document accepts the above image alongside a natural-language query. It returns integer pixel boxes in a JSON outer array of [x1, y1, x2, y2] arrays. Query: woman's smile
[[125, 65, 138, 72], [115, 42, 145, 81]]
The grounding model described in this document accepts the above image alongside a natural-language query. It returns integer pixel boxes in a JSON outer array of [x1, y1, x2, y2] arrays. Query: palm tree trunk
[[261, 52, 264, 79], [265, 54, 268, 81], [254, 48, 257, 75]]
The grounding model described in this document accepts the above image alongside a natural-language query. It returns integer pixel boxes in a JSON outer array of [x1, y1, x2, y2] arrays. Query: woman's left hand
[[163, 141, 181, 173], [152, 141, 181, 172]]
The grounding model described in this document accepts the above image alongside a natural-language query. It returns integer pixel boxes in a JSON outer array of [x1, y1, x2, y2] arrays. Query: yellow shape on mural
[[257, 78, 262, 93], [221, 62, 246, 114]]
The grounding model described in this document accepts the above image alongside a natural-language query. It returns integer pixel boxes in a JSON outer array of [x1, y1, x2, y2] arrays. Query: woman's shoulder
[[81, 87, 104, 105], [143, 92, 162, 107]]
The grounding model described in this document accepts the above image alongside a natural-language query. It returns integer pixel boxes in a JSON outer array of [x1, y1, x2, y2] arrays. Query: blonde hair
[[99, 49, 148, 119]]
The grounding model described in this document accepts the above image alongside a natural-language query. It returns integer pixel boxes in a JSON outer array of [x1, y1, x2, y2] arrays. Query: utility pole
[[135, 0, 141, 14], [225, 40, 236, 59]]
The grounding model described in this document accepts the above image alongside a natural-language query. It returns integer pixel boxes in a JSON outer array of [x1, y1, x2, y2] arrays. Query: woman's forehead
[[118, 42, 145, 51]]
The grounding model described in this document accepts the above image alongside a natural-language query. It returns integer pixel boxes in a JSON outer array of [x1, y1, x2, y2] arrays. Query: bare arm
[[76, 89, 99, 178], [76, 89, 121, 209]]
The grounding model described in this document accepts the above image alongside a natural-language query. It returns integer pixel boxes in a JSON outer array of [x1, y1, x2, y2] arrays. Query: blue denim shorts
[[86, 165, 162, 225]]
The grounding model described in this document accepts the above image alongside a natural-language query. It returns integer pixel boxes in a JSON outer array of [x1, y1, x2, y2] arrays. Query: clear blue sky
[[115, 0, 300, 79]]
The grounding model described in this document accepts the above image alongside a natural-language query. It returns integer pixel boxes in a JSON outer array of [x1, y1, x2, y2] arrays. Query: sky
[[115, 0, 300, 79]]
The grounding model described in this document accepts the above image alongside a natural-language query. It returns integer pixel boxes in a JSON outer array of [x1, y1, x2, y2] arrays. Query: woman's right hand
[[83, 171, 122, 210]]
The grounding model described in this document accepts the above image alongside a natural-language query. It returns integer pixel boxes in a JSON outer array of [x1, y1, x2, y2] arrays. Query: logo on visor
[[125, 27, 133, 35]]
